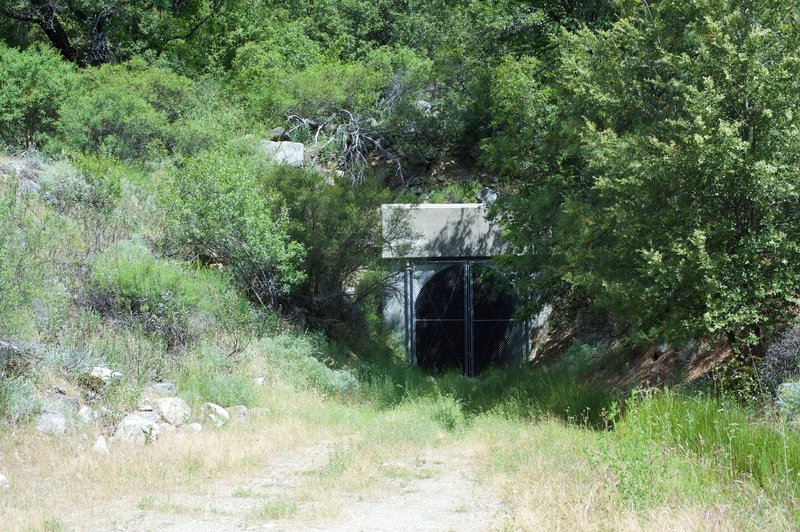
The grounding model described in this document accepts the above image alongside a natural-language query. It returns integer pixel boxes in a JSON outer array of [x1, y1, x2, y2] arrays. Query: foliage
[[261, 167, 393, 328], [760, 328, 800, 393], [0, 44, 74, 149], [57, 59, 242, 160], [87, 239, 250, 350], [0, 375, 40, 425], [495, 0, 800, 353], [167, 146, 305, 306], [0, 0, 223, 66], [615, 389, 800, 501], [0, 172, 77, 337]]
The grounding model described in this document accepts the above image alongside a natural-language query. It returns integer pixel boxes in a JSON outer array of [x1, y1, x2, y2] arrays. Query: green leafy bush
[[57, 59, 242, 160], [777, 382, 800, 421], [262, 166, 391, 328], [167, 146, 305, 306], [0, 44, 74, 149], [256, 335, 360, 397]]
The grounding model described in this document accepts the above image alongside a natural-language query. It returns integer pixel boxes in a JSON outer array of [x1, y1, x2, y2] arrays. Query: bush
[[777, 382, 800, 421], [57, 59, 243, 160], [167, 146, 305, 306], [0, 173, 77, 337], [0, 375, 40, 425], [262, 166, 393, 328], [256, 335, 360, 397], [0, 44, 74, 149], [87, 239, 252, 350]]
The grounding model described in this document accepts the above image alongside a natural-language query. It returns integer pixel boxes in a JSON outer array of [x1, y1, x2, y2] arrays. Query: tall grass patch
[[615, 390, 800, 503]]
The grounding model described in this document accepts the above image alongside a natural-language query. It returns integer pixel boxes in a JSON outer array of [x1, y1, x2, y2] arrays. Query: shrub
[[777, 382, 800, 421], [0, 375, 40, 425], [57, 59, 242, 160], [167, 146, 305, 306], [87, 239, 252, 350], [261, 166, 393, 328], [0, 44, 74, 149]]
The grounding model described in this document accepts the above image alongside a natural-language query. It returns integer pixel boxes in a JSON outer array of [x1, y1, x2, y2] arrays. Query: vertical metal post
[[464, 262, 474, 376], [405, 262, 416, 366]]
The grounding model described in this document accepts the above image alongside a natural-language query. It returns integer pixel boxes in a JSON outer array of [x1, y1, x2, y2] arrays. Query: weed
[[233, 487, 252, 498], [251, 499, 297, 519], [137, 495, 155, 511]]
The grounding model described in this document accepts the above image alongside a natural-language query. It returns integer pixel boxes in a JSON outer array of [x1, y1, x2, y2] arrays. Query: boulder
[[45, 392, 79, 412], [0, 473, 8, 490], [153, 397, 192, 427], [112, 414, 160, 444], [258, 140, 305, 168], [188, 422, 202, 433], [36, 410, 66, 435], [202, 403, 230, 428], [92, 436, 109, 455], [136, 410, 161, 424], [90, 367, 123, 383]]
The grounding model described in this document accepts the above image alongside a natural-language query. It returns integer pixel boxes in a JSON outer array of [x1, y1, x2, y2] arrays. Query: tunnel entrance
[[409, 262, 529, 376]]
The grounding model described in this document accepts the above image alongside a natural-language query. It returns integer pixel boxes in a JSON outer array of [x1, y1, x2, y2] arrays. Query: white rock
[[136, 410, 160, 424], [151, 381, 177, 396], [258, 140, 305, 168], [92, 436, 109, 455], [112, 414, 160, 444], [188, 423, 202, 433], [253, 377, 265, 387], [158, 422, 176, 433], [202, 403, 230, 428], [153, 397, 192, 427], [230, 405, 250, 422], [0, 473, 8, 490], [79, 405, 98, 423], [36, 410, 66, 435], [90, 366, 123, 382]]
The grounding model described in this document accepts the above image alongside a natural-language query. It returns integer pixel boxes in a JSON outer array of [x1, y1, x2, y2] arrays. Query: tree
[[496, 0, 800, 355], [0, 43, 73, 148], [0, 0, 222, 66]]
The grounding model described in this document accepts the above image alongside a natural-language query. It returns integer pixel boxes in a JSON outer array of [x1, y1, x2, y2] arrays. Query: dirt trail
[[70, 440, 503, 531], [323, 446, 502, 532]]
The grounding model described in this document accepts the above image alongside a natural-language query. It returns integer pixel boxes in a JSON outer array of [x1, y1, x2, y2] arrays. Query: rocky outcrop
[[93, 435, 109, 454]]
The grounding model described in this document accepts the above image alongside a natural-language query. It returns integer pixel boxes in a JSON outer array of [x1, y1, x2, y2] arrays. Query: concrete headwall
[[381, 204, 506, 259]]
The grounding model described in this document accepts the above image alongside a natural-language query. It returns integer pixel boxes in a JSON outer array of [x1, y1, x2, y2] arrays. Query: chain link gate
[[404, 261, 530, 376]]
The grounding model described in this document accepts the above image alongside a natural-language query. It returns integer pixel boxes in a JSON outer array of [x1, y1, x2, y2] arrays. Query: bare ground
[[60, 439, 503, 531]]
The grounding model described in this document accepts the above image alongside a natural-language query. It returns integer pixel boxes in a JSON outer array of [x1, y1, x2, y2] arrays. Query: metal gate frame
[[403, 260, 531, 376]]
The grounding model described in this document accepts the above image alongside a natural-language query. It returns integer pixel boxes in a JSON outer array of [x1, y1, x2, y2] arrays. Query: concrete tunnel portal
[[381, 204, 532, 376]]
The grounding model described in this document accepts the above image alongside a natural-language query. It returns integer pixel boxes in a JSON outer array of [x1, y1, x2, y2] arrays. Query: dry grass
[[1, 383, 797, 531]]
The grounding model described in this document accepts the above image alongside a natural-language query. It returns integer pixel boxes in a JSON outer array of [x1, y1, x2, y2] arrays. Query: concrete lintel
[[381, 203, 507, 259]]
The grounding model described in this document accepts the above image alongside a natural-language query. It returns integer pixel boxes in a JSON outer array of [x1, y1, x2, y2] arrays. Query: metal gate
[[404, 261, 530, 376]]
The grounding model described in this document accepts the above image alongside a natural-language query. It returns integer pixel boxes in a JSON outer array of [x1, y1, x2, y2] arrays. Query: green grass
[[251, 499, 297, 519], [615, 390, 800, 503]]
